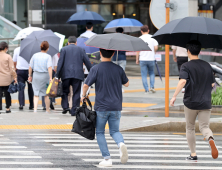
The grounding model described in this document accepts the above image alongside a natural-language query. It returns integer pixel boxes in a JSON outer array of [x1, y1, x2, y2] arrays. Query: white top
[[139, 34, 159, 61], [52, 53, 59, 70], [13, 47, 30, 70], [80, 30, 96, 38], [172, 46, 188, 57]]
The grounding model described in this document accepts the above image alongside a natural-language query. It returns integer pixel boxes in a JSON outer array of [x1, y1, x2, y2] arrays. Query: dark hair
[[186, 40, 201, 55], [68, 36, 77, 43], [86, 22, 93, 29], [40, 41, 49, 51], [0, 42, 8, 51], [12, 20, 17, 25], [140, 25, 149, 32], [100, 49, 115, 58], [116, 27, 124, 33]]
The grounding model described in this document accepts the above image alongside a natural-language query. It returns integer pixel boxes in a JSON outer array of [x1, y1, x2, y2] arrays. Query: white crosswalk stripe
[[39, 133, 222, 169]]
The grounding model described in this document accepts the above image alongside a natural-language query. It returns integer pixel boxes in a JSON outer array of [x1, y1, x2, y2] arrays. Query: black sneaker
[[43, 107, 46, 111], [29, 107, 34, 110], [186, 155, 198, 160], [6, 110, 11, 113], [50, 103, 55, 110], [62, 108, 70, 114], [19, 106, 23, 110]]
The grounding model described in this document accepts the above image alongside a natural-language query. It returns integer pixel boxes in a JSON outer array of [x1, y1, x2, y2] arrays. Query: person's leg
[[44, 96, 50, 112], [17, 70, 26, 107], [33, 96, 39, 112], [4, 86, 11, 110], [70, 79, 82, 116], [0, 87, 2, 110], [147, 61, 155, 90], [42, 96, 46, 108], [26, 70, 34, 109], [140, 61, 149, 92], [198, 109, 218, 159], [96, 111, 110, 159], [184, 106, 198, 157], [61, 79, 70, 110], [118, 60, 126, 71]]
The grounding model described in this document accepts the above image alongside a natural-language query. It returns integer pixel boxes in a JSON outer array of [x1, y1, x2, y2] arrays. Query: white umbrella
[[13, 25, 44, 41], [54, 32, 65, 52]]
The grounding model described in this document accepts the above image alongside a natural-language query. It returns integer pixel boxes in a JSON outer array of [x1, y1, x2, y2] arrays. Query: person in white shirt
[[13, 46, 34, 110], [136, 25, 158, 93], [80, 22, 96, 38]]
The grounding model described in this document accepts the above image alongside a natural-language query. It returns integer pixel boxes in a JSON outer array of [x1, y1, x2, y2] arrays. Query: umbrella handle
[[116, 50, 118, 62]]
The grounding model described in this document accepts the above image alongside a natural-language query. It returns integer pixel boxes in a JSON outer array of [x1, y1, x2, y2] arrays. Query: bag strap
[[83, 98, 93, 111]]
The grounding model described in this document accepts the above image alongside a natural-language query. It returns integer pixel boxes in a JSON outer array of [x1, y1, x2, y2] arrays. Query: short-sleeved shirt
[[80, 31, 96, 38], [179, 59, 215, 110], [30, 52, 52, 73], [172, 46, 188, 57], [13, 47, 30, 70], [139, 34, 158, 61], [85, 62, 128, 111], [52, 53, 59, 70]]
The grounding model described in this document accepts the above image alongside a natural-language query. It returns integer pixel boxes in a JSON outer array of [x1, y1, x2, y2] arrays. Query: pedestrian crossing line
[[0, 146, 27, 148], [53, 144, 215, 148], [0, 150, 34, 153], [63, 149, 212, 153], [0, 135, 3, 136], [84, 159, 222, 164], [0, 162, 53, 164], [94, 165, 222, 169], [0, 169, 63, 170], [45, 140, 207, 144], [0, 142, 18, 144], [0, 156, 41, 158], [73, 153, 218, 158]]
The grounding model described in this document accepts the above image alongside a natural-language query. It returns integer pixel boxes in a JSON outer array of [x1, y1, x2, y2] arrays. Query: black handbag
[[71, 98, 97, 140], [57, 81, 63, 97]]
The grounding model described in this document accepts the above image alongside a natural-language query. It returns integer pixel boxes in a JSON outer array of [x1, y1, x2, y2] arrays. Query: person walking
[[80, 22, 96, 38], [28, 41, 52, 113], [13, 41, 34, 110], [55, 36, 91, 116], [136, 25, 158, 94], [172, 46, 188, 93], [112, 27, 127, 71], [0, 42, 17, 113], [81, 49, 129, 167], [170, 40, 219, 160]]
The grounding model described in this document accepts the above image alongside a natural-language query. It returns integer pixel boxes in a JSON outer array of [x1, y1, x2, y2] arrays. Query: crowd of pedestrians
[[0, 23, 219, 167]]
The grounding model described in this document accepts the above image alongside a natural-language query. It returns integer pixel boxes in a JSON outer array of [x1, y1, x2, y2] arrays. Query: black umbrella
[[152, 16, 222, 49], [20, 30, 60, 62], [85, 33, 151, 51]]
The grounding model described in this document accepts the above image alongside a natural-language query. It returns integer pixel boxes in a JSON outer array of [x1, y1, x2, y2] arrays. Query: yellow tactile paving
[[0, 124, 109, 130]]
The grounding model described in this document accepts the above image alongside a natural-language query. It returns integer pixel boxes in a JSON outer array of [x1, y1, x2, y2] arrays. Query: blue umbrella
[[104, 18, 143, 33], [67, 11, 105, 25]]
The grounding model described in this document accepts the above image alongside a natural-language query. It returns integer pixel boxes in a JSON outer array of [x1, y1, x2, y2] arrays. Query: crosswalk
[[32, 133, 222, 169]]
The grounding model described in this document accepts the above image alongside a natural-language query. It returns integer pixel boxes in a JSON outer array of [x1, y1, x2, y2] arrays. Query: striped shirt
[[30, 52, 52, 73]]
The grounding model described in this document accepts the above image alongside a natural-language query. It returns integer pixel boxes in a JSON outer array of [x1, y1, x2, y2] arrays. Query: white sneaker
[[182, 88, 185, 93], [119, 142, 128, 164], [99, 159, 112, 167], [150, 88, 156, 93]]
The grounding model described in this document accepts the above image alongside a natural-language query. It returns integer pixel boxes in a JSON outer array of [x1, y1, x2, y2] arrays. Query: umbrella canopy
[[20, 30, 60, 63], [13, 26, 44, 41], [104, 18, 143, 33], [152, 16, 222, 49], [85, 33, 151, 51], [77, 37, 99, 54], [67, 11, 105, 25]]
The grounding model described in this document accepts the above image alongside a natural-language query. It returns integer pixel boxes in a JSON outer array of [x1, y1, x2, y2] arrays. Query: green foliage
[[144, 115, 148, 117], [63, 39, 68, 47], [212, 87, 222, 106]]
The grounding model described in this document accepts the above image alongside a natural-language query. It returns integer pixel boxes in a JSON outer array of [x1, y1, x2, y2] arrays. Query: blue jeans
[[96, 111, 124, 159], [113, 60, 127, 71], [140, 61, 155, 92]]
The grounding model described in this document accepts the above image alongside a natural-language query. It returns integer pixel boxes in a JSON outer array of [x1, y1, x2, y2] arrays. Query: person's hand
[[14, 78, 17, 84], [28, 76, 32, 83], [170, 97, 176, 106], [136, 60, 139, 65], [50, 78, 53, 83], [173, 57, 177, 62], [81, 96, 86, 103]]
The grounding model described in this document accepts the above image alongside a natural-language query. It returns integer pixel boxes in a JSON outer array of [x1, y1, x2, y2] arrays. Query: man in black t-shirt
[[81, 49, 129, 167], [170, 40, 218, 160]]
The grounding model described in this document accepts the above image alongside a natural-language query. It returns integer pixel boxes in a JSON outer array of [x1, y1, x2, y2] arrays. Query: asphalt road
[[0, 131, 221, 170]]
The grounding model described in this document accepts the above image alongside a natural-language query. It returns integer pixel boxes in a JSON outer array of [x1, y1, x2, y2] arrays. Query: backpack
[[71, 98, 97, 140]]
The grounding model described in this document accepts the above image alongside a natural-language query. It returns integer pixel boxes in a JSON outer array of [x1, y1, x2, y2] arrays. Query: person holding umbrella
[[170, 40, 218, 160], [0, 42, 17, 113], [136, 25, 158, 94], [80, 22, 96, 38], [28, 41, 53, 113]]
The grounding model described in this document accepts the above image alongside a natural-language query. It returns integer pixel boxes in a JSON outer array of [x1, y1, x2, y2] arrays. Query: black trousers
[[62, 78, 82, 115], [0, 86, 11, 110], [17, 70, 34, 107], [177, 57, 188, 72]]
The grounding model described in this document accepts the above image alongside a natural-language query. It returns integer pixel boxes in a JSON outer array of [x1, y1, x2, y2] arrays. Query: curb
[[121, 122, 222, 132]]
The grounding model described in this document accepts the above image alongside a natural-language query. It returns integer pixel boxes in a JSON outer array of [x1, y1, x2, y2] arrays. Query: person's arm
[[154, 45, 158, 53], [136, 51, 140, 64], [55, 49, 65, 78], [170, 79, 187, 106], [48, 67, 53, 82], [12, 49, 17, 71], [54, 66, 57, 72], [8, 57, 17, 83], [14, 62, 17, 70], [173, 49, 177, 62], [123, 81, 129, 87], [83, 50, 92, 72], [47, 56, 53, 82], [81, 84, 90, 102], [28, 66, 33, 83]]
